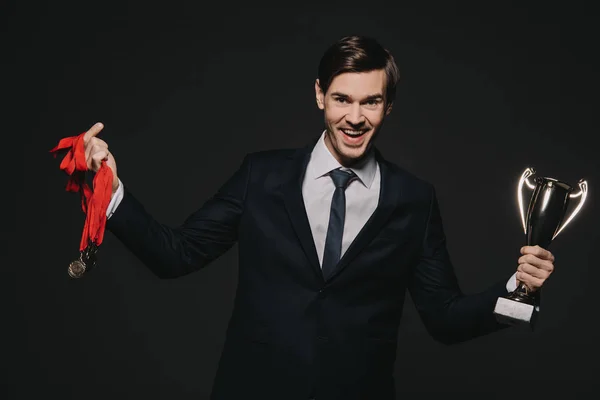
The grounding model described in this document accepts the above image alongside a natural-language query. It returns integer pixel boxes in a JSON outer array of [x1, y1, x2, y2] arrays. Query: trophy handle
[[553, 179, 588, 239], [517, 167, 537, 234]]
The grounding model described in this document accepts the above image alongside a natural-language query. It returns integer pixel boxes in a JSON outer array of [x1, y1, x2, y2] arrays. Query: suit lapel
[[325, 150, 401, 282], [281, 144, 324, 283], [280, 142, 401, 284]]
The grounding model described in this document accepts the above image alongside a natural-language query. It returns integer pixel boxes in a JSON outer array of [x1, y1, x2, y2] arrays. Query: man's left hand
[[516, 245, 555, 292]]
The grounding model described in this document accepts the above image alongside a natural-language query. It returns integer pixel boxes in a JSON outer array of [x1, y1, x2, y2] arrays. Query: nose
[[345, 103, 365, 126]]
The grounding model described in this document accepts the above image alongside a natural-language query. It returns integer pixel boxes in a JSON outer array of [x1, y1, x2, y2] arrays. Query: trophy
[[494, 167, 588, 325]]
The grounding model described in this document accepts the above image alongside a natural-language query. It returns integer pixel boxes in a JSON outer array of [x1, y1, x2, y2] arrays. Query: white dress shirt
[[105, 132, 519, 292], [302, 131, 380, 267]]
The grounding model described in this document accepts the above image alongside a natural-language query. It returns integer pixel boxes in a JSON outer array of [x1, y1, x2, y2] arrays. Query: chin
[[337, 144, 372, 165], [340, 146, 365, 158], [339, 136, 373, 156]]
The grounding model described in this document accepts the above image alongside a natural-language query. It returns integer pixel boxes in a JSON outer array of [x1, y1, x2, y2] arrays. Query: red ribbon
[[50, 132, 114, 252]]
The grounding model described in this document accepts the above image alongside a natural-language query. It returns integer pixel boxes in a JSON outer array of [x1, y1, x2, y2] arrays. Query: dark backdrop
[[4, 1, 599, 398]]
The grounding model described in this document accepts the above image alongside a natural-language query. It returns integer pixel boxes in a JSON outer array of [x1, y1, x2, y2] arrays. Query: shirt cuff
[[506, 272, 517, 292], [106, 178, 124, 219], [506, 272, 540, 312]]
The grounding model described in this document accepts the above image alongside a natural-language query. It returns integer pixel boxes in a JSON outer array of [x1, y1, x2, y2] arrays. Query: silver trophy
[[494, 167, 588, 325]]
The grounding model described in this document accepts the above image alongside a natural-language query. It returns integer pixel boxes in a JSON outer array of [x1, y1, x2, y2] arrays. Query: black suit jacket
[[106, 142, 510, 400]]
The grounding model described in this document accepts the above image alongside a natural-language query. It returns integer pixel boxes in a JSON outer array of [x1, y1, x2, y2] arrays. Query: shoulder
[[380, 157, 435, 199], [239, 147, 306, 181]]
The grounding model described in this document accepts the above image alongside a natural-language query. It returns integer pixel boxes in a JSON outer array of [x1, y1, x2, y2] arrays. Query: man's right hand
[[83, 122, 119, 194]]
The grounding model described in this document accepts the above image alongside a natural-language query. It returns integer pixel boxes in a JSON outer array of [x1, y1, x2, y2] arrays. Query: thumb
[[83, 122, 104, 142]]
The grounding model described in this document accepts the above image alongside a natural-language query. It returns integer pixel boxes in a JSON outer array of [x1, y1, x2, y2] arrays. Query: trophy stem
[[506, 282, 536, 304]]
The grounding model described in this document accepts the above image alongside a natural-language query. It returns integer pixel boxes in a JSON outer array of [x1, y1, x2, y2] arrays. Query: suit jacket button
[[318, 288, 326, 298]]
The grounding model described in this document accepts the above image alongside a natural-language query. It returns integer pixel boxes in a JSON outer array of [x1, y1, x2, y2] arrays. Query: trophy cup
[[494, 167, 588, 325]]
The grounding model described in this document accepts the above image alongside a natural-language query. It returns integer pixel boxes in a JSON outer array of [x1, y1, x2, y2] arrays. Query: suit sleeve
[[407, 185, 512, 344], [105, 155, 251, 279]]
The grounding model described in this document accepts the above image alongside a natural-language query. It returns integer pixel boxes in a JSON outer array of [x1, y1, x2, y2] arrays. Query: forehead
[[327, 70, 386, 97]]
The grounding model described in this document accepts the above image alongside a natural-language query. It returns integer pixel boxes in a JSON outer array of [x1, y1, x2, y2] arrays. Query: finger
[[516, 271, 544, 291], [519, 254, 554, 272], [90, 149, 108, 171], [94, 138, 108, 147], [521, 245, 554, 261], [83, 122, 104, 143], [518, 263, 551, 280], [90, 149, 109, 172], [516, 271, 543, 291], [85, 137, 108, 161]]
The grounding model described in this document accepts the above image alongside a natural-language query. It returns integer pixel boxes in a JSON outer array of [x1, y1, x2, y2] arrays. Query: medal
[[50, 131, 113, 279], [68, 241, 99, 278]]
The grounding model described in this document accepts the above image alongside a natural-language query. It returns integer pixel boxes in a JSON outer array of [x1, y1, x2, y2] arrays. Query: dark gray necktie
[[322, 168, 356, 279]]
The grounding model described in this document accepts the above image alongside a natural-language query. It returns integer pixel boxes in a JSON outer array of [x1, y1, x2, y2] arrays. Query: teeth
[[341, 129, 364, 136]]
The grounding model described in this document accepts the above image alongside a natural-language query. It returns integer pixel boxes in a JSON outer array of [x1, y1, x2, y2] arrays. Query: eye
[[362, 99, 383, 109], [334, 97, 348, 103]]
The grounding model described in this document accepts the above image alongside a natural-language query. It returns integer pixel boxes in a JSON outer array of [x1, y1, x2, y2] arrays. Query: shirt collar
[[307, 130, 377, 189]]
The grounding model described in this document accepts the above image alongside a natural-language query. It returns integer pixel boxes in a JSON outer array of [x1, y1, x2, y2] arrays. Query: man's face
[[315, 69, 392, 166]]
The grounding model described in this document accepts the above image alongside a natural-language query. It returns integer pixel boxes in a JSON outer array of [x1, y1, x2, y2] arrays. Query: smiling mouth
[[340, 128, 368, 137]]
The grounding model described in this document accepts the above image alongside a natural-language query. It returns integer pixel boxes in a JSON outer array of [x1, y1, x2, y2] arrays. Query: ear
[[385, 101, 393, 116], [315, 79, 325, 110]]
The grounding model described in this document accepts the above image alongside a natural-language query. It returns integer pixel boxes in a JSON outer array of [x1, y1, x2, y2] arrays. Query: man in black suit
[[83, 35, 555, 399]]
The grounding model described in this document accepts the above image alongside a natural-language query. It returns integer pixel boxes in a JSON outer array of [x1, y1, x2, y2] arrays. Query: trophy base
[[493, 296, 536, 325]]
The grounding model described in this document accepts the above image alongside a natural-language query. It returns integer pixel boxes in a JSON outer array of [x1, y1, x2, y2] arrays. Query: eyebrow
[[330, 92, 384, 101]]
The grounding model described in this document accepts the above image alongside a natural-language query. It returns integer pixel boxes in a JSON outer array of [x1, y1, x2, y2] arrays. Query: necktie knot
[[329, 169, 356, 189]]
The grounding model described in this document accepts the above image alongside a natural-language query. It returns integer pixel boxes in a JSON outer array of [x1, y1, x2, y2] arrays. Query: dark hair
[[318, 35, 400, 105]]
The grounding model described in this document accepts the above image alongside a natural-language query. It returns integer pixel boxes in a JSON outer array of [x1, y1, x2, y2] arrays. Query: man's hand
[[516, 245, 555, 292], [83, 122, 119, 194]]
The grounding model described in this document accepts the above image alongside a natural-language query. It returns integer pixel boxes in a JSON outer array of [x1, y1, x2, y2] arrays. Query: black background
[[4, 1, 599, 398]]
